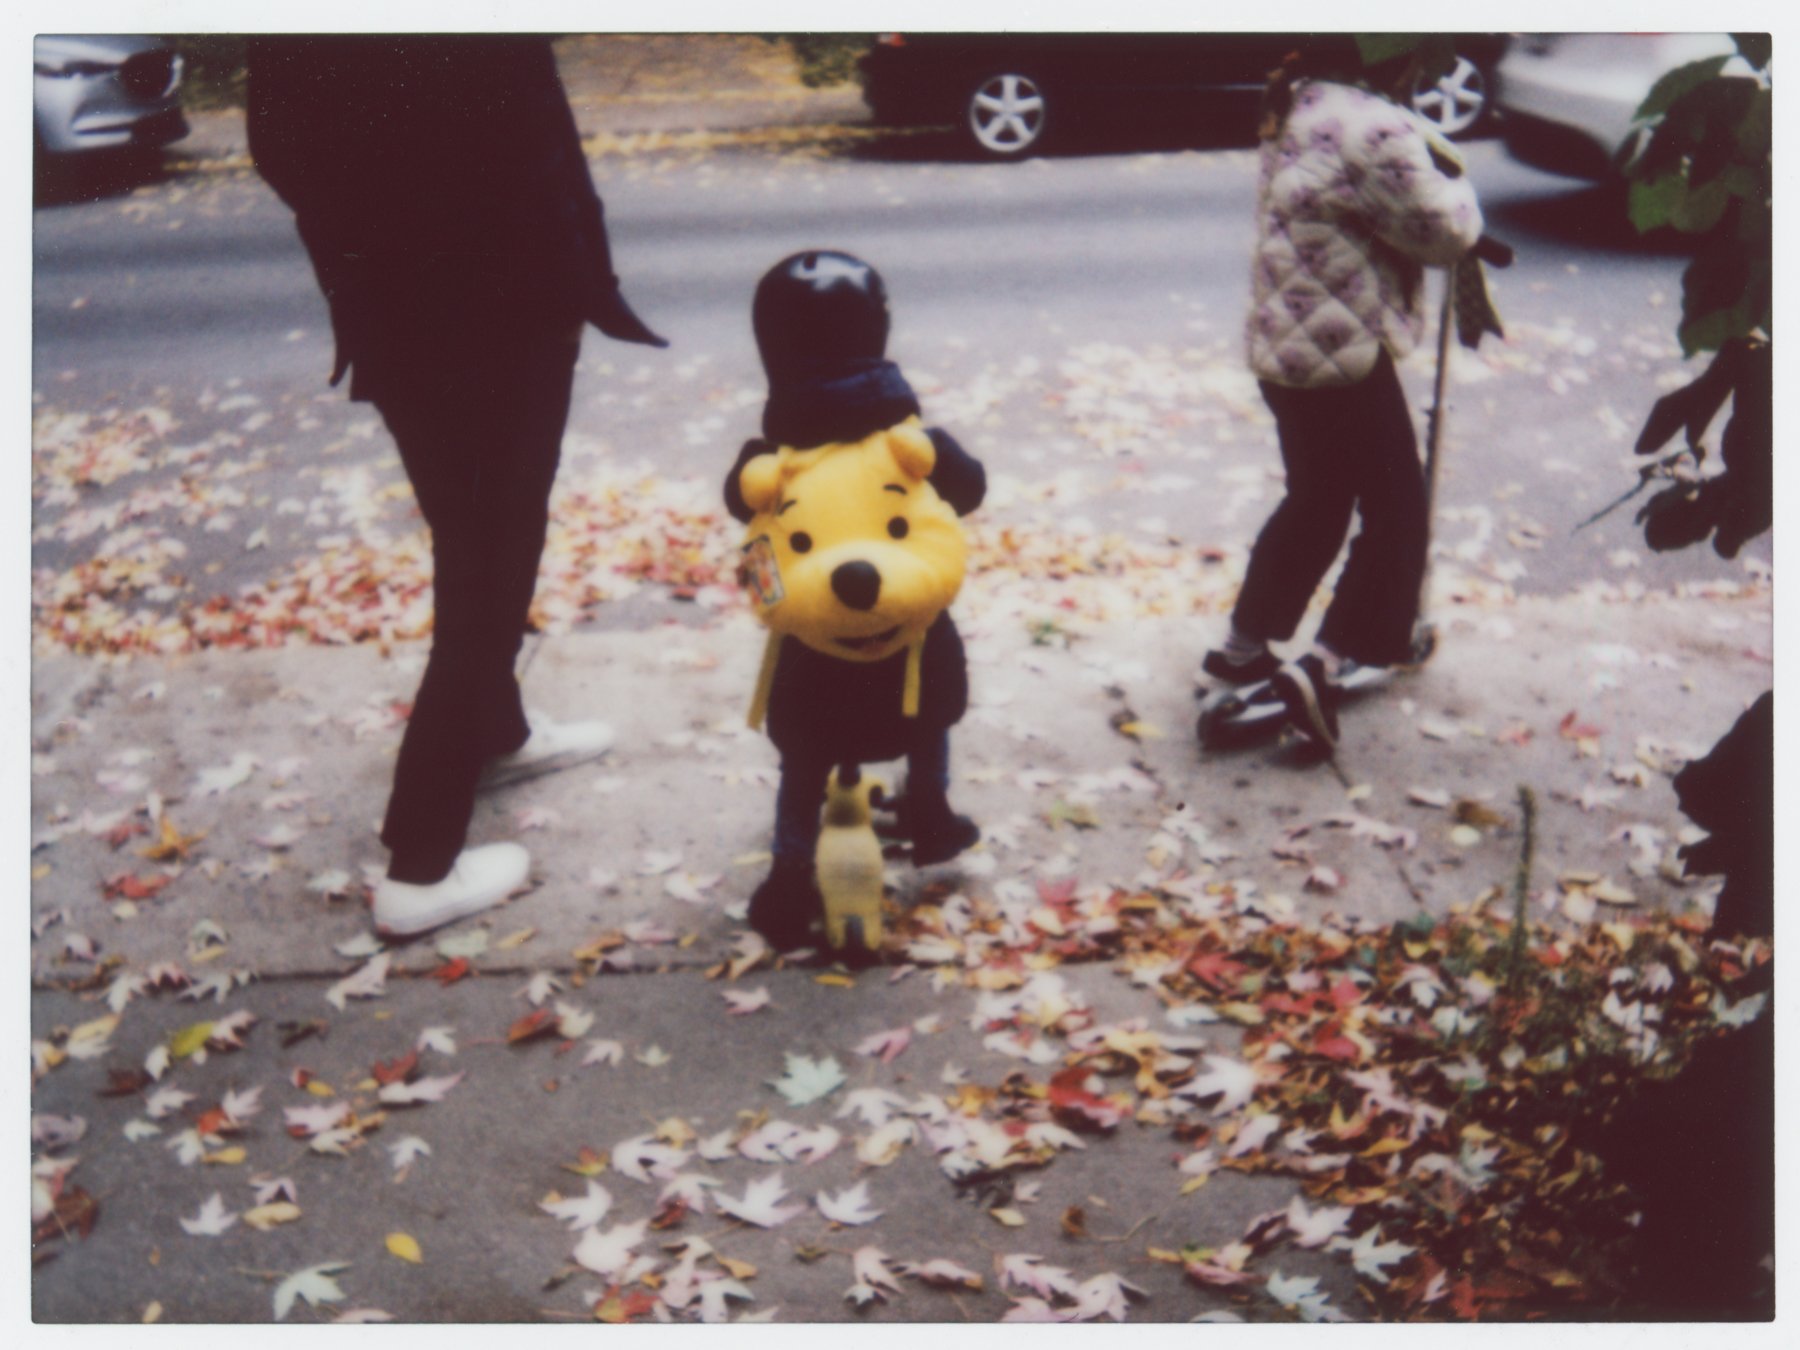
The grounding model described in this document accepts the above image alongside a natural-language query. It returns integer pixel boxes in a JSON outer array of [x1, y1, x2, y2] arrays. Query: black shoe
[[1200, 647, 1283, 689], [910, 810, 981, 866], [747, 861, 824, 953], [1271, 654, 1340, 750]]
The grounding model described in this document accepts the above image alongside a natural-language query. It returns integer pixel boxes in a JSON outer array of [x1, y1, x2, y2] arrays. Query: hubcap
[[1411, 55, 1487, 137], [969, 73, 1045, 154]]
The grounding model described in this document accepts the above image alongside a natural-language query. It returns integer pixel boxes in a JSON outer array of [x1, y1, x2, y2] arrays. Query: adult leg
[[1315, 353, 1428, 667], [1229, 381, 1360, 647], [377, 330, 579, 883]]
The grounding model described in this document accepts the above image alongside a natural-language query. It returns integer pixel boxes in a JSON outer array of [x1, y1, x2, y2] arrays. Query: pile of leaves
[[881, 880, 1771, 1320]]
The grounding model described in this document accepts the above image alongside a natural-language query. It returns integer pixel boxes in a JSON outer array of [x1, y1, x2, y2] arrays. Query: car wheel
[[1410, 54, 1489, 139], [966, 71, 1048, 158]]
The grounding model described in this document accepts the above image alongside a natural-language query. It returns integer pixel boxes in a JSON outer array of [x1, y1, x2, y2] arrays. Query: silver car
[[1495, 33, 1739, 179], [34, 35, 188, 157]]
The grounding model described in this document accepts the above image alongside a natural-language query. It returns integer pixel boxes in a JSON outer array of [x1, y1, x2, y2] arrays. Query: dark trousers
[[772, 730, 952, 864], [371, 325, 581, 883], [1231, 351, 1427, 667]]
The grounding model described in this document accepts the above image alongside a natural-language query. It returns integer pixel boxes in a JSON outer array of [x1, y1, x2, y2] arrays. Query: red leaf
[[1186, 949, 1247, 994], [1047, 1066, 1130, 1131], [102, 872, 173, 902], [429, 957, 471, 985], [1329, 977, 1363, 1010], [372, 1048, 419, 1086], [1557, 711, 1602, 740], [507, 1008, 558, 1045], [1035, 877, 1079, 908], [193, 1107, 231, 1137]]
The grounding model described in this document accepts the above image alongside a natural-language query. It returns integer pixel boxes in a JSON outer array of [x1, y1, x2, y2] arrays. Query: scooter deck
[[1196, 630, 1436, 751]]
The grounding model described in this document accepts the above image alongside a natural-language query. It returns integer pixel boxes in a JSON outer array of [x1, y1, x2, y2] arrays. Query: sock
[[1222, 623, 1268, 667]]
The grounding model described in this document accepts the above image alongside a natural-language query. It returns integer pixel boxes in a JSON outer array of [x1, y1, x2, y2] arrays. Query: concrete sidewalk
[[28, 589, 1772, 1322]]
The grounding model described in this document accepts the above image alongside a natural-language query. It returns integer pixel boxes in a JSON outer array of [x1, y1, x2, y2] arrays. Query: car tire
[[1410, 54, 1490, 139], [965, 70, 1049, 158]]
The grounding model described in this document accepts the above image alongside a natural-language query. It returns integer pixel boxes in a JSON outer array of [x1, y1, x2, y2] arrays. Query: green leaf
[[1628, 174, 1686, 234], [1634, 55, 1732, 123], [1670, 176, 1733, 234]]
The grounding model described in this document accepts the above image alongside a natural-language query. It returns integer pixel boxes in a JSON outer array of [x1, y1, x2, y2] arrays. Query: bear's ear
[[886, 421, 937, 481], [738, 452, 785, 514]]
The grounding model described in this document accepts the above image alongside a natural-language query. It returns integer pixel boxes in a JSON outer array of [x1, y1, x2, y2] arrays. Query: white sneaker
[[482, 712, 615, 788], [373, 842, 530, 938]]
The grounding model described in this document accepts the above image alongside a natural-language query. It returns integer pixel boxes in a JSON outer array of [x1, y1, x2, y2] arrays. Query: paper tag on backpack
[[740, 535, 786, 609]]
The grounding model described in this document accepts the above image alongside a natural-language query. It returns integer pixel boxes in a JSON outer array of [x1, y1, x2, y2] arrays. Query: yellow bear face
[[738, 418, 966, 664]]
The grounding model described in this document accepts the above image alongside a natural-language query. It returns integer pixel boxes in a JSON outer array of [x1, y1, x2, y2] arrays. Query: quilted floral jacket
[[1246, 80, 1483, 389]]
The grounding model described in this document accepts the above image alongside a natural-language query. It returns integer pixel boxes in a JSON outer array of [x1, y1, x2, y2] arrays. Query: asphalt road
[[30, 129, 1768, 641]]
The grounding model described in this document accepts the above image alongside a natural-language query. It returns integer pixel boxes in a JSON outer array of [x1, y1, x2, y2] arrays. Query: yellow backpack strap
[[748, 632, 782, 731], [902, 635, 925, 718]]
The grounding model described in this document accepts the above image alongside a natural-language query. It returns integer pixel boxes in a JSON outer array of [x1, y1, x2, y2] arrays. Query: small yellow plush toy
[[813, 768, 887, 952], [740, 416, 968, 729]]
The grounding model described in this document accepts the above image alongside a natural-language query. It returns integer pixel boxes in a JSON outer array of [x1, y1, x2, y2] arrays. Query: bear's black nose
[[830, 561, 882, 611]]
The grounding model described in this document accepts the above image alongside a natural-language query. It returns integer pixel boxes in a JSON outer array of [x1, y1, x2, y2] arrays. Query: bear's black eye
[[887, 517, 910, 540], [790, 531, 813, 554]]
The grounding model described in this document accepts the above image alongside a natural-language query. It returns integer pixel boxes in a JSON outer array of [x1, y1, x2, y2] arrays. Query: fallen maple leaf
[[378, 1071, 465, 1106], [854, 1027, 912, 1064], [179, 1192, 237, 1237], [572, 1219, 648, 1277], [815, 1180, 883, 1226], [1000, 1253, 1080, 1301], [1175, 1054, 1260, 1115], [273, 1262, 350, 1321], [767, 1053, 846, 1106], [722, 987, 771, 1016], [846, 1246, 904, 1306], [540, 1180, 614, 1232], [325, 954, 390, 1011], [714, 1174, 805, 1229]]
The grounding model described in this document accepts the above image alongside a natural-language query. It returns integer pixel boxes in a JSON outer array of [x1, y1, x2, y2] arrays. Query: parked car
[[1494, 33, 1742, 180], [34, 35, 188, 158], [859, 33, 1506, 158]]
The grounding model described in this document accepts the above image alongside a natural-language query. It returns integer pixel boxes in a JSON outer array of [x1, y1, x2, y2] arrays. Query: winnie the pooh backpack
[[739, 416, 968, 731]]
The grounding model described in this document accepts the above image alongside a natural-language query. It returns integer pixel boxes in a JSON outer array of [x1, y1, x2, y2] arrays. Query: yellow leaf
[[1461, 1123, 1496, 1143], [1361, 1136, 1409, 1158], [142, 1302, 163, 1324], [1115, 720, 1164, 742], [305, 1080, 336, 1098], [192, 945, 226, 964], [33, 863, 51, 881], [68, 1014, 120, 1050], [1403, 939, 1430, 960], [719, 1257, 757, 1281], [168, 1022, 215, 1059], [497, 927, 537, 950], [990, 1207, 1027, 1227], [654, 1117, 697, 1147], [1218, 1001, 1265, 1026], [243, 1202, 302, 1231], [1147, 1247, 1182, 1264], [202, 1146, 246, 1166], [1180, 1175, 1211, 1196], [1602, 923, 1638, 952], [813, 972, 855, 988], [385, 1232, 423, 1264]]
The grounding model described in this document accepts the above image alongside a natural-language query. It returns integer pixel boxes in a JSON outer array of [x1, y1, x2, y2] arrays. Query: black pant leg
[[376, 327, 580, 883], [1229, 380, 1359, 645], [1315, 354, 1428, 665]]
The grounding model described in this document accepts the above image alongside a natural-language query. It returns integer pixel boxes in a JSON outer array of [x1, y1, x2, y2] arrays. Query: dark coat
[[724, 423, 985, 767], [246, 35, 636, 398]]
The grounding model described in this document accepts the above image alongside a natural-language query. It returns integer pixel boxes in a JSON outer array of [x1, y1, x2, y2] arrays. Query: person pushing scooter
[[1198, 40, 1487, 753]]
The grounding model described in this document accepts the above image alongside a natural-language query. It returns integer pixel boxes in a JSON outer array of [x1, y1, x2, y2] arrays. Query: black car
[[860, 32, 1505, 158]]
